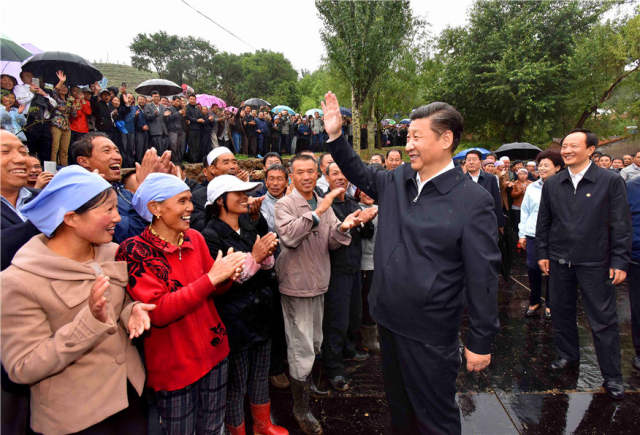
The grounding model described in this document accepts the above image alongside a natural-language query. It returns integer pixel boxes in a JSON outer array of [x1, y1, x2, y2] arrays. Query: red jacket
[[69, 98, 92, 133], [116, 228, 230, 391]]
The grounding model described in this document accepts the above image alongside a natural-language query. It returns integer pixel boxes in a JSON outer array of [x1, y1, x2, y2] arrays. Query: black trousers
[[549, 261, 622, 381], [379, 327, 461, 435], [244, 135, 257, 156], [322, 272, 362, 377], [135, 131, 148, 163], [187, 130, 201, 163], [361, 270, 375, 326], [24, 118, 51, 163], [628, 261, 640, 357]]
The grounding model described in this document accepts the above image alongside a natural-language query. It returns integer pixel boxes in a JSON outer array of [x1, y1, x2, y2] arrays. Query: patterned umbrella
[[382, 118, 396, 125], [196, 94, 226, 108], [271, 105, 295, 115], [226, 106, 238, 114]]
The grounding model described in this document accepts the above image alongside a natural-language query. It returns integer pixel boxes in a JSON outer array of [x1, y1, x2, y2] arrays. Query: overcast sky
[[0, 0, 475, 72]]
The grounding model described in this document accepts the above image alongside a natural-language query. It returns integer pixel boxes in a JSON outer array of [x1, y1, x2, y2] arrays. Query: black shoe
[[345, 350, 369, 362], [328, 375, 350, 392], [309, 380, 330, 397], [633, 356, 640, 372], [551, 358, 579, 370], [525, 305, 540, 318], [603, 379, 624, 400]]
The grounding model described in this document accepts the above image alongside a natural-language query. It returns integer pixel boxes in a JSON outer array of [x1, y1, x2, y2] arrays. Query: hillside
[[94, 63, 159, 91]]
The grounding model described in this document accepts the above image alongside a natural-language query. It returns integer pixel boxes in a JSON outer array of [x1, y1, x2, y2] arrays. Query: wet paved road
[[267, 255, 640, 434]]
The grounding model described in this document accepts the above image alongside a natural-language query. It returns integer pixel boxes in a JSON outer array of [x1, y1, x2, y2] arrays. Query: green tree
[[316, 0, 414, 153]]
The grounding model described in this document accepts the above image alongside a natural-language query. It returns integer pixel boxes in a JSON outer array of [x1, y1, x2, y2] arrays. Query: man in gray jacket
[[274, 154, 367, 435], [143, 91, 167, 154]]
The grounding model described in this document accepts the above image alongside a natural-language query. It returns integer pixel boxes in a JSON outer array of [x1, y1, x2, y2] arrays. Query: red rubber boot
[[250, 402, 289, 435]]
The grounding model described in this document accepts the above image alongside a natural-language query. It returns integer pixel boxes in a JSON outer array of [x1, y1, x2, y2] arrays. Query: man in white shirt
[[620, 151, 640, 182]]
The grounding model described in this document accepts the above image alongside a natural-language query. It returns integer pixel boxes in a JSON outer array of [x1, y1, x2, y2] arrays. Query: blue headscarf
[[21, 165, 112, 237], [132, 173, 190, 222]]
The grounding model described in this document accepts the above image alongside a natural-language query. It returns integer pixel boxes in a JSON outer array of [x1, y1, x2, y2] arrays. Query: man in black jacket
[[324, 92, 500, 435], [536, 128, 631, 400], [465, 149, 504, 229], [322, 162, 377, 391], [185, 94, 204, 162]]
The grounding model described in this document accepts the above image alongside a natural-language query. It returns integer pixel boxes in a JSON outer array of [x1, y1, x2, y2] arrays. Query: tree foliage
[[316, 0, 414, 152]]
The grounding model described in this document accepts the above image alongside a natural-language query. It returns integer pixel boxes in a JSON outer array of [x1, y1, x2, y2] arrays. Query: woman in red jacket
[[116, 173, 246, 435], [69, 85, 92, 145]]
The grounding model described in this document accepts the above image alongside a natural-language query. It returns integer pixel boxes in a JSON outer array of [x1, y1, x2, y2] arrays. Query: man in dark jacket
[[536, 128, 631, 400], [134, 95, 149, 163], [322, 162, 376, 391], [164, 97, 185, 163], [143, 91, 168, 154], [242, 106, 258, 156], [325, 92, 499, 435], [185, 94, 204, 162], [627, 176, 640, 373], [465, 149, 504, 229]]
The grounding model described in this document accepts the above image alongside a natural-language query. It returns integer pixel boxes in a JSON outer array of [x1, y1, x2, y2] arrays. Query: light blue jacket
[[0, 106, 27, 142], [518, 178, 543, 239]]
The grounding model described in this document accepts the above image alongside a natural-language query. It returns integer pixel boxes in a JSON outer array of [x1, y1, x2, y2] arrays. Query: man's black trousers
[[549, 261, 622, 381], [379, 326, 461, 435], [628, 261, 640, 357], [322, 272, 362, 378]]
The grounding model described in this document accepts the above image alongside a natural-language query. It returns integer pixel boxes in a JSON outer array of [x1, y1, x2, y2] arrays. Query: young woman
[[116, 173, 246, 435], [508, 168, 532, 236], [51, 71, 73, 165], [201, 174, 287, 435], [518, 150, 564, 318], [1, 165, 154, 434]]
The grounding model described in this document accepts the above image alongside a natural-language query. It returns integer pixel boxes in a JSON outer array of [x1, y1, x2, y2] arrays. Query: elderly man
[[316, 152, 334, 193], [274, 154, 366, 435], [143, 91, 168, 154], [385, 149, 403, 170], [324, 92, 499, 435], [621, 151, 640, 182]]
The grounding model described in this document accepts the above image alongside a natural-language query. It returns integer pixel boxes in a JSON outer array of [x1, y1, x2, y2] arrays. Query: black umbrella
[[1, 37, 32, 62], [495, 142, 543, 160], [242, 98, 270, 108], [135, 79, 182, 97], [21, 51, 102, 85]]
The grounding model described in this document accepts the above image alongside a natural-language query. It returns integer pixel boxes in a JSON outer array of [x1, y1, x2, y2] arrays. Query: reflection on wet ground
[[269, 257, 640, 434]]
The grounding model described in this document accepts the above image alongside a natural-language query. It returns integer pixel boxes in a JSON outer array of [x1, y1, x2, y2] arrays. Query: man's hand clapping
[[315, 187, 344, 216]]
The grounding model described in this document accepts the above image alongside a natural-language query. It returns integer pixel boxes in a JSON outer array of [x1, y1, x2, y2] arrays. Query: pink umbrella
[[196, 94, 227, 108], [226, 106, 238, 114]]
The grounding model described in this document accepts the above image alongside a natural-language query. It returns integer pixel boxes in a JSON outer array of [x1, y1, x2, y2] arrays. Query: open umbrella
[[226, 106, 238, 114], [340, 107, 352, 117], [453, 147, 491, 161], [196, 94, 226, 108], [21, 51, 102, 85], [243, 98, 270, 108], [399, 118, 411, 125], [0, 42, 41, 84], [382, 118, 396, 125], [305, 108, 323, 117], [135, 78, 182, 96], [1, 37, 32, 62], [495, 142, 542, 160], [271, 105, 295, 115]]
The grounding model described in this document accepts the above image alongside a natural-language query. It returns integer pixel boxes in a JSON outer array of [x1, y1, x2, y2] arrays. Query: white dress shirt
[[568, 161, 591, 191]]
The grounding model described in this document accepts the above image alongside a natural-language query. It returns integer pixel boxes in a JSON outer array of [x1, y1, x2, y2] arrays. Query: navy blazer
[[329, 135, 500, 354], [1, 188, 40, 270], [469, 171, 504, 228], [536, 163, 631, 270]]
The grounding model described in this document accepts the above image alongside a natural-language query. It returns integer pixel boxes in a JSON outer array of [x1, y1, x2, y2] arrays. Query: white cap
[[500, 156, 510, 162], [206, 146, 233, 166], [526, 161, 536, 166], [517, 168, 529, 174], [206, 174, 263, 206], [495, 160, 505, 167]]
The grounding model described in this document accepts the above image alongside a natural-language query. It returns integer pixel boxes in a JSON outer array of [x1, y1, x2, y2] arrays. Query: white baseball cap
[[499, 156, 510, 162], [205, 174, 262, 206], [206, 146, 233, 166]]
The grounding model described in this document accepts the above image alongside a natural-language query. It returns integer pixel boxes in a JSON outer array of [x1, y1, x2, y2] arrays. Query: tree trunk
[[351, 90, 361, 154], [367, 101, 376, 155]]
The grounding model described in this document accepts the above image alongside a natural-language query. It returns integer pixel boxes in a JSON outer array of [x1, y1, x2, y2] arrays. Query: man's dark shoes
[[633, 356, 640, 372], [603, 380, 624, 400], [551, 358, 579, 370], [345, 350, 369, 362], [328, 375, 350, 392], [309, 380, 330, 397], [525, 305, 540, 318]]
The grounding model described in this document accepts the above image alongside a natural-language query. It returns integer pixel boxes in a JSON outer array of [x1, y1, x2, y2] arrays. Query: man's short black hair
[[410, 102, 463, 151], [262, 152, 282, 167], [386, 149, 402, 159], [536, 149, 564, 169], [371, 153, 385, 164], [466, 150, 482, 160], [151, 91, 160, 96], [69, 132, 110, 165], [612, 158, 623, 164], [561, 128, 598, 148], [265, 164, 287, 178], [290, 154, 316, 169], [600, 153, 611, 160], [319, 153, 333, 167]]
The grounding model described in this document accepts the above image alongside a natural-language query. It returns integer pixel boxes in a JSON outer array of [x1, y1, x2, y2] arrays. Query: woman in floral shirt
[[50, 71, 73, 165]]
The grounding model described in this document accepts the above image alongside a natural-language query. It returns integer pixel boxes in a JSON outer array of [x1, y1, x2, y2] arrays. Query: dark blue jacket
[[118, 105, 136, 134], [114, 183, 148, 243], [134, 105, 148, 132], [329, 135, 500, 354], [468, 171, 504, 227], [1, 188, 40, 271], [627, 177, 640, 261], [256, 118, 269, 137], [536, 163, 631, 270]]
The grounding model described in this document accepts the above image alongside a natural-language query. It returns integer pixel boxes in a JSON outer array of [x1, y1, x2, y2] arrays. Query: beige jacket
[[275, 189, 351, 297], [1, 235, 145, 435]]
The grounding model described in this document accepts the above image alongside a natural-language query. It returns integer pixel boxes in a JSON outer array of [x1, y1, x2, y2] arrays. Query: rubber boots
[[250, 402, 288, 435], [290, 377, 323, 435], [361, 324, 380, 353], [227, 421, 246, 435]]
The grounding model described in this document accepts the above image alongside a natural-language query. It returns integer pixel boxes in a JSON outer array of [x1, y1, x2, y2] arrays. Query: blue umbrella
[[452, 147, 491, 161], [399, 119, 411, 125], [271, 105, 295, 115], [305, 108, 323, 116], [340, 107, 352, 117]]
